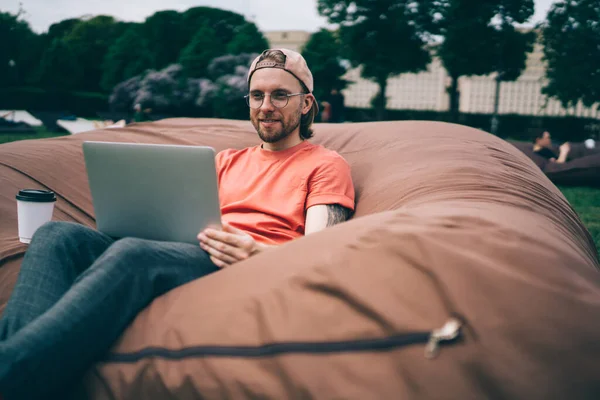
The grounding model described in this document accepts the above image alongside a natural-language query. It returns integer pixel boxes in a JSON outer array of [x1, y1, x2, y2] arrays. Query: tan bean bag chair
[[1, 119, 599, 399]]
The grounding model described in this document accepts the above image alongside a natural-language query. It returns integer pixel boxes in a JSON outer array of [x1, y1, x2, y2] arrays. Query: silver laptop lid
[[82, 141, 221, 244]]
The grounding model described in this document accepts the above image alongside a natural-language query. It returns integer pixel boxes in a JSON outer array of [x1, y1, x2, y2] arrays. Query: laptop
[[82, 141, 222, 244]]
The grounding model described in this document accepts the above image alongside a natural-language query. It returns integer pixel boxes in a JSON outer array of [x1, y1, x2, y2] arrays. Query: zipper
[[425, 317, 463, 359], [104, 318, 462, 363]]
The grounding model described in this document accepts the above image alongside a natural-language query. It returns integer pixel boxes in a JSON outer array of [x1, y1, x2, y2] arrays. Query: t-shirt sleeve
[[306, 154, 355, 211]]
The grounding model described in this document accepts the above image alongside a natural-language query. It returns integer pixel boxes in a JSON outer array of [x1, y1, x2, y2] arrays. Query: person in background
[[328, 88, 345, 123], [133, 103, 152, 123], [532, 130, 571, 163]]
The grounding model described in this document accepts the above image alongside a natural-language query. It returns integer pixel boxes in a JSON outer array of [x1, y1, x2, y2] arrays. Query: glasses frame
[[244, 92, 306, 109]]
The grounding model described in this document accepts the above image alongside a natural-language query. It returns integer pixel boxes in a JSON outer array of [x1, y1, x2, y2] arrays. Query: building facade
[[264, 31, 312, 54], [265, 30, 600, 119]]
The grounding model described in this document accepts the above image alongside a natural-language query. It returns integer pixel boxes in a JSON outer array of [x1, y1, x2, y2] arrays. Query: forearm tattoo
[[326, 204, 352, 227]]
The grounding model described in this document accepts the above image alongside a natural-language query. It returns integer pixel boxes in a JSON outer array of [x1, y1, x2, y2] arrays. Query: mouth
[[259, 119, 281, 127]]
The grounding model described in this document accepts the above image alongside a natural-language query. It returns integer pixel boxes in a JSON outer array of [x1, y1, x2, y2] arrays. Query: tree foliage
[[301, 29, 348, 101], [101, 27, 154, 91], [140, 11, 186, 70], [207, 54, 256, 119], [178, 25, 223, 78], [317, 0, 435, 120], [46, 18, 80, 42], [542, 0, 600, 108], [61, 16, 128, 92], [206, 53, 258, 81], [2, 5, 265, 98], [37, 38, 83, 91], [227, 23, 269, 55], [0, 11, 38, 87], [181, 7, 248, 48], [436, 0, 535, 118]]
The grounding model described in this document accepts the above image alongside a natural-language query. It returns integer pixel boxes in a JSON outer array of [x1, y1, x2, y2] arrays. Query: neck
[[262, 130, 303, 152]]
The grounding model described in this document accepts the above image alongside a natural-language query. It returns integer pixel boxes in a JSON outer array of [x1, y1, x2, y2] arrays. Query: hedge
[[344, 108, 600, 143], [0, 87, 108, 118]]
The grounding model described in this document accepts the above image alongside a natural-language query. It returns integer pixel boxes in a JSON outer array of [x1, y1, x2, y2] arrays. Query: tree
[[101, 27, 154, 91], [62, 16, 127, 92], [181, 7, 248, 48], [206, 53, 258, 81], [301, 28, 348, 102], [206, 54, 258, 119], [37, 38, 82, 91], [178, 25, 223, 78], [227, 22, 269, 55], [46, 18, 80, 42], [437, 0, 534, 124], [542, 0, 600, 108], [0, 10, 38, 87], [140, 11, 186, 69], [317, 0, 435, 120], [109, 75, 142, 112]]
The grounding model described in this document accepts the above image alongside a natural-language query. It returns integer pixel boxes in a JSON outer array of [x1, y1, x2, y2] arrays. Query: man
[[0, 48, 355, 399], [532, 129, 570, 163]]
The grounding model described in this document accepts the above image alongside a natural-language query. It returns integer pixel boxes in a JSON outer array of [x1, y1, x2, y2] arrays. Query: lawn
[[558, 186, 600, 252], [0, 128, 69, 143], [1, 130, 599, 253]]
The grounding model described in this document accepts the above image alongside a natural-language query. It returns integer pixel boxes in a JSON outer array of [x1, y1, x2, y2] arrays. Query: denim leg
[[0, 236, 218, 400], [0, 221, 114, 340]]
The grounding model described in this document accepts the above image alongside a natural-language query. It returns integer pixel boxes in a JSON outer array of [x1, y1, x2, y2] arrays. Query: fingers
[[199, 241, 237, 267], [197, 224, 257, 267], [210, 255, 229, 269], [198, 232, 245, 260], [199, 228, 242, 248], [198, 230, 254, 264]]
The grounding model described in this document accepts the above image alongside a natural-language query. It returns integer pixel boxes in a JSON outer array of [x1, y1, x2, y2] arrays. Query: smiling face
[[248, 68, 313, 149]]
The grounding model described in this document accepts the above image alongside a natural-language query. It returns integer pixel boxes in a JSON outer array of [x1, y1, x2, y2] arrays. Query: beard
[[251, 106, 302, 144]]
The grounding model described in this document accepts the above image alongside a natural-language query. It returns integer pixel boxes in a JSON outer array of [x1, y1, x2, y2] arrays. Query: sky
[[5, 0, 559, 34]]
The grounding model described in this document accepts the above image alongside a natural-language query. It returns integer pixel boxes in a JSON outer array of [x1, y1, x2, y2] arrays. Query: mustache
[[257, 112, 280, 120]]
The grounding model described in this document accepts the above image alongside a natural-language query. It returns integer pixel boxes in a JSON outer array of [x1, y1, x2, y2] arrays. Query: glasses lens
[[246, 94, 263, 109], [246, 93, 292, 109], [271, 93, 288, 108]]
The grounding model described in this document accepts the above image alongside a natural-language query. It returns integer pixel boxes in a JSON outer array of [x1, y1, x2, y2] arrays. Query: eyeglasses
[[244, 91, 305, 109]]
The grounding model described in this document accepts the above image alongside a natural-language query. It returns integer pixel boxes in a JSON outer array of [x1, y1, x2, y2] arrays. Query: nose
[[259, 95, 276, 112]]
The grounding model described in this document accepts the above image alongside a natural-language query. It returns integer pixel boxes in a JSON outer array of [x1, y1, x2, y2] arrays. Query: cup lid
[[16, 189, 57, 203]]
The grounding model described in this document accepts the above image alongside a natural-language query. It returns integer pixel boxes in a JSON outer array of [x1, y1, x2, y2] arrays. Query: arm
[[554, 142, 570, 163], [305, 204, 353, 235]]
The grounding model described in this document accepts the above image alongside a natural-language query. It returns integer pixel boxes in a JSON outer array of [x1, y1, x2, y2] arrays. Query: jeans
[[0, 221, 218, 399]]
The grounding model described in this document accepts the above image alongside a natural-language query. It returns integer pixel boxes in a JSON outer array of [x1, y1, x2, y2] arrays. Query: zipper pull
[[425, 318, 462, 359]]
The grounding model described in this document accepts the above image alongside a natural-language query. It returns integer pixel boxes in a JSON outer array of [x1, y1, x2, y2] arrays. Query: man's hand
[[197, 222, 266, 268]]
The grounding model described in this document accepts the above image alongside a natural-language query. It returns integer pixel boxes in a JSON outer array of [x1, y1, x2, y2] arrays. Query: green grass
[[559, 186, 600, 252], [0, 128, 68, 144], [0, 132, 598, 253]]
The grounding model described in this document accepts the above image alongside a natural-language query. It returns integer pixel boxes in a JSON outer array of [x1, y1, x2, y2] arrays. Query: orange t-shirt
[[215, 141, 355, 245]]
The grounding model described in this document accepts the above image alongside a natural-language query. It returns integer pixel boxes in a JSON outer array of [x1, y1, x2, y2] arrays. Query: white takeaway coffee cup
[[16, 189, 57, 244]]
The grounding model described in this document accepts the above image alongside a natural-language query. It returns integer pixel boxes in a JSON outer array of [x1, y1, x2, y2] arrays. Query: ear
[[302, 94, 315, 115]]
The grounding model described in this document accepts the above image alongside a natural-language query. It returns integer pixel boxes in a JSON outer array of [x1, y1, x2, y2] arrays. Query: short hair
[[254, 50, 316, 140], [531, 128, 547, 143]]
